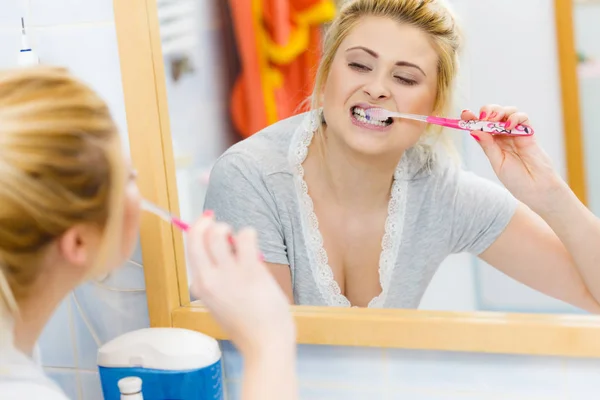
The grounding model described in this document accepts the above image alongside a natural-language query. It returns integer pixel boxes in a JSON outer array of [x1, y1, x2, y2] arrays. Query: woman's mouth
[[350, 106, 394, 130]]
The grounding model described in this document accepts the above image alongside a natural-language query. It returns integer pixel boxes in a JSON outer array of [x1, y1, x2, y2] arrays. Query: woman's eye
[[348, 62, 370, 71], [395, 76, 417, 86]]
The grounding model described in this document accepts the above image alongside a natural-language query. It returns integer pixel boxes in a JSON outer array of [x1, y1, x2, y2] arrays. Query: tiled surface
[[38, 299, 76, 368], [299, 385, 386, 399], [222, 341, 600, 400], [565, 358, 600, 399], [29, 0, 115, 26], [575, 4, 600, 217], [71, 294, 103, 371], [72, 278, 149, 345], [45, 369, 81, 400], [0, 29, 23, 69], [79, 371, 104, 400], [295, 344, 386, 388], [0, 1, 27, 29], [387, 349, 565, 397], [220, 341, 243, 381], [33, 24, 129, 142]]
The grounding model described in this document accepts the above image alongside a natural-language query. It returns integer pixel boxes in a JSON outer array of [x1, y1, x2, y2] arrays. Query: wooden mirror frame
[[113, 0, 600, 357]]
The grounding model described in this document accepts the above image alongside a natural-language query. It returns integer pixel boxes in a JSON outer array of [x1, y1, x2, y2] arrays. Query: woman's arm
[[242, 341, 297, 400], [464, 105, 600, 312], [266, 263, 294, 304], [536, 182, 600, 305], [187, 215, 298, 400], [204, 153, 294, 301], [479, 201, 600, 313]]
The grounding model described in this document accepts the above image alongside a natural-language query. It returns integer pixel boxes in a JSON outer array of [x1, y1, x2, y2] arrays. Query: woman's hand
[[186, 212, 295, 357], [462, 105, 567, 213]]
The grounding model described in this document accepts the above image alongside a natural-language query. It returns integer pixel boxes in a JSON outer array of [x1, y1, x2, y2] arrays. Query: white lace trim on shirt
[[289, 112, 409, 308]]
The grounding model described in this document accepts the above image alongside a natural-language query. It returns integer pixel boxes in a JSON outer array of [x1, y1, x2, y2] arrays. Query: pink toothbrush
[[141, 199, 190, 231], [364, 108, 534, 136], [141, 199, 266, 261]]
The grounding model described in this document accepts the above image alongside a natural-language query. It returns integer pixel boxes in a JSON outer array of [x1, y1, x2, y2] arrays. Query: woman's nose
[[363, 77, 391, 100]]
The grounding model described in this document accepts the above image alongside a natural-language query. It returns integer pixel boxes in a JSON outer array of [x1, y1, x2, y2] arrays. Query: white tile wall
[[221, 341, 600, 400], [386, 349, 565, 396], [46, 369, 81, 399], [29, 0, 115, 26], [575, 4, 600, 217], [0, 0, 26, 29], [295, 345, 386, 388], [33, 23, 129, 145], [38, 299, 77, 368], [0, 28, 24, 69]]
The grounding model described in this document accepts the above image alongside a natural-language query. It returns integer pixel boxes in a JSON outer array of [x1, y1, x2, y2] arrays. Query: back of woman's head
[[0, 66, 125, 323]]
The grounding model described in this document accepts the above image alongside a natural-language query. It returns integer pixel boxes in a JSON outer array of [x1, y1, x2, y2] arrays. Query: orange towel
[[228, 0, 336, 138]]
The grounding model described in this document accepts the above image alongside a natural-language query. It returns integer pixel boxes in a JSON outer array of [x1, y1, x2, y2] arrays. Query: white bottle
[[118, 376, 144, 400], [18, 17, 39, 67]]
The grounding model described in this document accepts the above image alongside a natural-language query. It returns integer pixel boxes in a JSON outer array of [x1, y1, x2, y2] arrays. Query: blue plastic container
[[98, 328, 223, 400]]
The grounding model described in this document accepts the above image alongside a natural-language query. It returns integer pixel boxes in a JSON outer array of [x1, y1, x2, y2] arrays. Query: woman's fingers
[[207, 222, 236, 268], [505, 112, 531, 130]]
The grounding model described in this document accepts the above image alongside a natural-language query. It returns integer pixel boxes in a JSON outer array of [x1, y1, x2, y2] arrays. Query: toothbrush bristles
[[365, 108, 389, 120]]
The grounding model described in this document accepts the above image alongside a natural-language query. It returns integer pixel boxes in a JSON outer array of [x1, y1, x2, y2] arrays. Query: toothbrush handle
[[427, 117, 534, 136]]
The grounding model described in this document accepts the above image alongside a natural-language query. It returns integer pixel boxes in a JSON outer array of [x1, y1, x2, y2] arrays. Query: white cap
[[98, 328, 221, 371], [118, 377, 142, 395]]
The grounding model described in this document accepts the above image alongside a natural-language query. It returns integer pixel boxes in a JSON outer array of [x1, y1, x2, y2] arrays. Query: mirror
[[574, 0, 600, 215], [153, 0, 595, 315]]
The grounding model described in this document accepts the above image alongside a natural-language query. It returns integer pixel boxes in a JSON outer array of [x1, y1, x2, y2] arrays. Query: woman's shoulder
[[0, 346, 68, 400], [0, 382, 69, 400], [401, 145, 460, 183], [217, 112, 309, 174]]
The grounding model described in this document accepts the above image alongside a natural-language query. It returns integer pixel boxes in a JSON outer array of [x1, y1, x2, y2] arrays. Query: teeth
[[352, 107, 390, 126]]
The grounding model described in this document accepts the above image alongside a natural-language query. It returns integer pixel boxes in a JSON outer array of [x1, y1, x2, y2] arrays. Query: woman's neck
[[306, 129, 403, 211], [13, 271, 77, 356]]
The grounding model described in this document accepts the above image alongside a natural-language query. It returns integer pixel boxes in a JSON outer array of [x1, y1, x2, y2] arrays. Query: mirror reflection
[[157, 0, 599, 314]]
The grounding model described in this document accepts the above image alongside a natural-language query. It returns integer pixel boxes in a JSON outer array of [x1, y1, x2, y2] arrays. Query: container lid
[[118, 377, 142, 395], [98, 328, 221, 371]]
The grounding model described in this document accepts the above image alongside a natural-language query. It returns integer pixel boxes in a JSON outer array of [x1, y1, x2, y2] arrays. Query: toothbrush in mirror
[[364, 108, 534, 136], [141, 199, 265, 261]]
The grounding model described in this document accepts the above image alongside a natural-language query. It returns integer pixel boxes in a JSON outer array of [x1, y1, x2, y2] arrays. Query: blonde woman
[[205, 0, 600, 313], [0, 67, 296, 400]]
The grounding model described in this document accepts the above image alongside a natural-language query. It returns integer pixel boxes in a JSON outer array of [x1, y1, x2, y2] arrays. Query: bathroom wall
[[2, 1, 599, 400], [0, 2, 149, 399], [441, 0, 585, 315], [221, 340, 600, 400], [574, 3, 600, 218]]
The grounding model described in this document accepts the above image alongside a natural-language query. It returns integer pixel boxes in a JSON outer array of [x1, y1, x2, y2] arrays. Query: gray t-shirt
[[204, 111, 518, 309]]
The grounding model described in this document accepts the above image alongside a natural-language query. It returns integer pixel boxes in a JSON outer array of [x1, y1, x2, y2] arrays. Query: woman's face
[[322, 16, 439, 157], [101, 156, 141, 273], [118, 159, 142, 264]]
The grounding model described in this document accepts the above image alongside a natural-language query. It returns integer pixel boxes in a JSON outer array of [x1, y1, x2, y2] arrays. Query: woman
[[0, 67, 296, 400], [204, 0, 600, 312]]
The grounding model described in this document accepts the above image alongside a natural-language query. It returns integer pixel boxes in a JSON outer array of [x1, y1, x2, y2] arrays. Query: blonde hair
[[0, 66, 126, 331], [312, 0, 463, 161]]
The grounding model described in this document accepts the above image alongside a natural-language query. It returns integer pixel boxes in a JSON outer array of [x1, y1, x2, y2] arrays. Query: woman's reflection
[[204, 0, 600, 312]]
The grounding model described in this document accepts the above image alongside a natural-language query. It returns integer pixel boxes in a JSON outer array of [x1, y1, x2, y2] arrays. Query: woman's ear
[[57, 224, 100, 267]]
